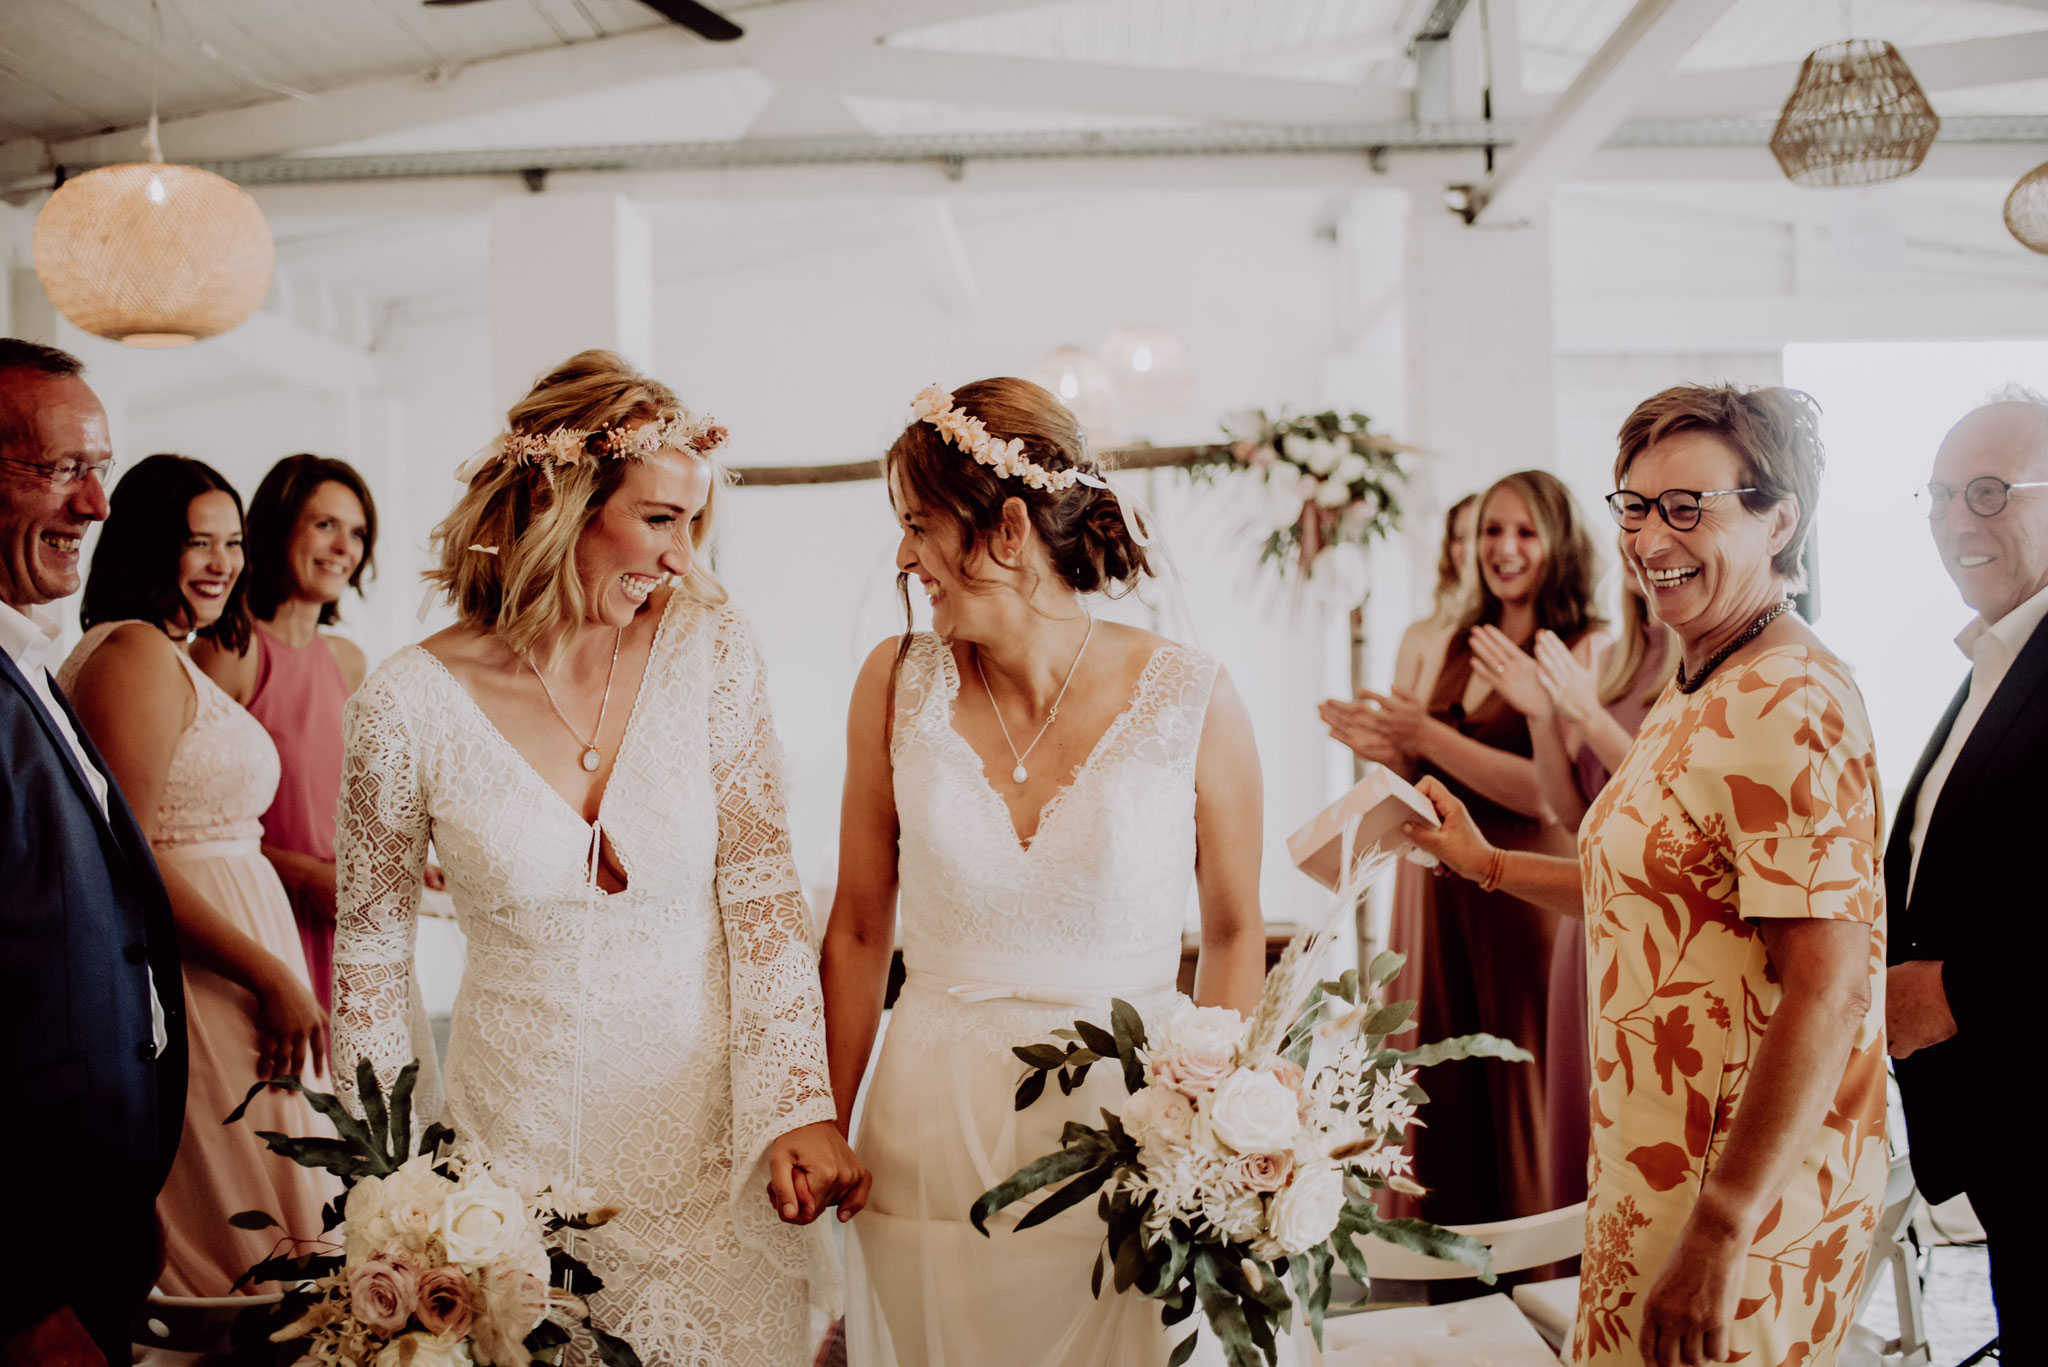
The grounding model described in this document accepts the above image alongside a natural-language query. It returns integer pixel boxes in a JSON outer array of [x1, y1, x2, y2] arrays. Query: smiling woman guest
[[1403, 385, 1887, 1367], [58, 454, 334, 1297], [330, 351, 862, 1363], [1323, 469, 1602, 1228], [194, 454, 377, 1010]]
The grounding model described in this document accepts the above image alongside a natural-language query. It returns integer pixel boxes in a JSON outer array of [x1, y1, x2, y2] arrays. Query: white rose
[[1123, 1086, 1197, 1152], [342, 1176, 398, 1267], [1280, 434, 1316, 465], [375, 1333, 474, 1367], [1261, 473, 1308, 533], [439, 1177, 532, 1271], [1267, 1162, 1346, 1254], [1333, 451, 1369, 485], [1301, 438, 1341, 475], [1153, 999, 1245, 1065], [1313, 477, 1352, 509], [1204, 1069, 1302, 1155]]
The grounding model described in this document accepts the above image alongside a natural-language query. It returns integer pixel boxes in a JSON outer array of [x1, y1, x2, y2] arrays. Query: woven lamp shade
[[34, 163, 274, 348], [1769, 39, 1940, 188], [2004, 161, 2048, 255]]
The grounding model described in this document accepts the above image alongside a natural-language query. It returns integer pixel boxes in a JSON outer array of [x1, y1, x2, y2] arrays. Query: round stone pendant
[[1012, 763, 1028, 784], [581, 747, 602, 773]]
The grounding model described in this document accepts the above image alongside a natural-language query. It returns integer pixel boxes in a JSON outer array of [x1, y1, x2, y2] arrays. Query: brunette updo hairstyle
[[886, 377, 1151, 602]]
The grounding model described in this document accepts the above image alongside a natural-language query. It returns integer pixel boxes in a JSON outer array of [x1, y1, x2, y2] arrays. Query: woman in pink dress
[[62, 454, 331, 1296], [195, 455, 374, 1009]]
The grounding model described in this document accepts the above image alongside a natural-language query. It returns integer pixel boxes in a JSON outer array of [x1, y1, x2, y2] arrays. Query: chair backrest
[[1356, 1202, 1587, 1281], [135, 1291, 285, 1357]]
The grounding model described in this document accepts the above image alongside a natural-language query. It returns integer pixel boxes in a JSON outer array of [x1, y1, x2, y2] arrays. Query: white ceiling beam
[[1468, 0, 1742, 225], [1556, 288, 2048, 353], [1642, 30, 2048, 120], [45, 0, 1057, 165]]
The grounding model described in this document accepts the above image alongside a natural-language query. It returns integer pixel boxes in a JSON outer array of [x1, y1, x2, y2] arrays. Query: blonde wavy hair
[[426, 350, 727, 659]]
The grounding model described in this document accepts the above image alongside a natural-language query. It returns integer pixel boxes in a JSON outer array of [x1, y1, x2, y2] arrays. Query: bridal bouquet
[[1211, 408, 1409, 599], [970, 916, 1529, 1367], [223, 1062, 640, 1367]]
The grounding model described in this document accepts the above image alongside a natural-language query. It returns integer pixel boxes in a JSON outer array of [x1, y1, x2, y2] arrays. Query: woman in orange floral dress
[[1403, 384, 1887, 1367]]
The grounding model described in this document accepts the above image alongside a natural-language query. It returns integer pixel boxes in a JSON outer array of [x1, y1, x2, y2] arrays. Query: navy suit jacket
[[0, 645, 187, 1345], [1884, 610, 2048, 1205]]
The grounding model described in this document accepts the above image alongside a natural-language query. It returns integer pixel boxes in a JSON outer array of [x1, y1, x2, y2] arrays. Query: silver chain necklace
[[975, 615, 1095, 784], [526, 629, 624, 772]]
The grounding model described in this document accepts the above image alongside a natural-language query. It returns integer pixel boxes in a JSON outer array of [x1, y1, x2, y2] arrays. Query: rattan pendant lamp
[[1769, 37, 1941, 188], [31, 2, 273, 347]]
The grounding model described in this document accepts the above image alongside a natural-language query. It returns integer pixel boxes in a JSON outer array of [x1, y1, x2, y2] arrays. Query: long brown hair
[[1432, 492, 1479, 624], [1457, 470, 1603, 643], [1597, 577, 1678, 706]]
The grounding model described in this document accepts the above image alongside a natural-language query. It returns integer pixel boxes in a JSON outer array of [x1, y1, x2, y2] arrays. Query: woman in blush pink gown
[[195, 455, 375, 1009]]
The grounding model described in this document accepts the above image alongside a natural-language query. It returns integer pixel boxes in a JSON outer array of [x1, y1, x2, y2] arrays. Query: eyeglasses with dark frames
[[1604, 487, 1758, 532], [1916, 476, 2048, 520], [0, 454, 117, 489]]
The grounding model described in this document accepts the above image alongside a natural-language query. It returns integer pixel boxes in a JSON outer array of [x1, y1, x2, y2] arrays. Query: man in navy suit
[[0, 339, 186, 1367], [1886, 392, 2048, 1357]]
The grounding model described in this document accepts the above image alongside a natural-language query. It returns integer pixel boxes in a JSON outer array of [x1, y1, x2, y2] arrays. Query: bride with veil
[[820, 378, 1273, 1367]]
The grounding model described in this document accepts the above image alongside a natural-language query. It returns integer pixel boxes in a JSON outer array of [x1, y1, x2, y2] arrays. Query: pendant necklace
[[528, 629, 624, 772], [1676, 599, 1793, 694], [977, 614, 1094, 784]]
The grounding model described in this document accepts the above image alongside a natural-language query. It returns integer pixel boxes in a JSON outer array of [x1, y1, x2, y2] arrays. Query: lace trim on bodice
[[886, 631, 1217, 1049], [57, 622, 279, 846]]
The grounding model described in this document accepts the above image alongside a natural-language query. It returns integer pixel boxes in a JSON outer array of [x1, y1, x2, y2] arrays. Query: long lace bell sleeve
[[707, 607, 840, 1286], [332, 661, 442, 1123]]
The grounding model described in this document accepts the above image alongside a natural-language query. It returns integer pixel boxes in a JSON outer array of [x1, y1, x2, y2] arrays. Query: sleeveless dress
[[845, 632, 1217, 1367], [57, 623, 333, 1297], [332, 595, 837, 1366], [245, 623, 351, 1009], [1383, 630, 1574, 1226]]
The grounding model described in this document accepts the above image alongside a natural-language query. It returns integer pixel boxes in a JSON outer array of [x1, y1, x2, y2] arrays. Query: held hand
[[1639, 1216, 1746, 1365], [422, 864, 448, 893], [1533, 630, 1603, 727], [1469, 626, 1551, 718], [766, 1121, 872, 1226], [1886, 961, 1958, 1059], [307, 860, 339, 924], [1354, 688, 1427, 753], [252, 958, 330, 1082], [1399, 776, 1494, 884]]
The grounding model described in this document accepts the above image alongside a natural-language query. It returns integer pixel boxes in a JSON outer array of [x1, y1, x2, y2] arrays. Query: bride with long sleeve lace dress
[[333, 351, 863, 1367], [823, 380, 1269, 1367]]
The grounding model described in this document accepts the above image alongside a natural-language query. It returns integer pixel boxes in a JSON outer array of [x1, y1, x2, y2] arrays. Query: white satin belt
[[903, 945, 1182, 1007], [155, 837, 263, 865]]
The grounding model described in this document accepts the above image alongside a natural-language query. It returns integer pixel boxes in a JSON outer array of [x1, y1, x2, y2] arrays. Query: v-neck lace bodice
[[332, 596, 837, 1365]]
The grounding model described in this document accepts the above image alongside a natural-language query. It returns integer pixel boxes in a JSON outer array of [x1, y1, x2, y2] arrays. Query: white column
[[488, 193, 654, 411], [1404, 201, 1556, 492]]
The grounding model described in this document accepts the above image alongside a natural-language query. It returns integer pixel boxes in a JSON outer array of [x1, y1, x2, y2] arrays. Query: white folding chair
[[131, 1290, 284, 1366], [1318, 1203, 1586, 1366]]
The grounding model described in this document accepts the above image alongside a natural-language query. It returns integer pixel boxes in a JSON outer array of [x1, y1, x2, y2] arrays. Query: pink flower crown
[[910, 384, 1105, 494], [456, 410, 727, 485]]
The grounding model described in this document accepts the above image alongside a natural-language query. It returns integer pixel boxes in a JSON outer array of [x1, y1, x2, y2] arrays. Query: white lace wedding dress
[[844, 631, 1218, 1367], [333, 595, 837, 1367]]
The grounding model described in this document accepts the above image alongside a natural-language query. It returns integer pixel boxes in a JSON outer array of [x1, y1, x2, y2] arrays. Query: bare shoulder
[[75, 622, 191, 708], [322, 632, 368, 693], [850, 635, 906, 722]]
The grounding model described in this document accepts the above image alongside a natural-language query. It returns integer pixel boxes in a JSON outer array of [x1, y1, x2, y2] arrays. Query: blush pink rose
[[347, 1254, 418, 1335], [1149, 1047, 1232, 1098], [1232, 1150, 1294, 1193], [1263, 1058, 1306, 1097], [414, 1266, 476, 1339]]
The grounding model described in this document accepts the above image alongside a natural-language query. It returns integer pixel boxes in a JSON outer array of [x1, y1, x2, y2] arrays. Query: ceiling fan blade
[[636, 0, 743, 41]]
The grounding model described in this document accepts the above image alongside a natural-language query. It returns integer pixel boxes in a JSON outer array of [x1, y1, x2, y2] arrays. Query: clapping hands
[[1532, 629, 1602, 726], [1467, 626, 1550, 717], [1319, 688, 1426, 768]]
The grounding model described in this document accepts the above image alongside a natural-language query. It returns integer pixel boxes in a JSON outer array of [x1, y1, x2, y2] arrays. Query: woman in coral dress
[[1405, 385, 1885, 1366]]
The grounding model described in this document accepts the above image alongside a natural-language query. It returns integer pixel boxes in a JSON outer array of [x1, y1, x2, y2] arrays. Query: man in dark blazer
[[0, 339, 186, 1367], [1887, 393, 2048, 1357]]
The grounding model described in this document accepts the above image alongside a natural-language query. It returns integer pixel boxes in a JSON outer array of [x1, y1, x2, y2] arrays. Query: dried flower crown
[[455, 410, 727, 485], [911, 383, 1105, 494]]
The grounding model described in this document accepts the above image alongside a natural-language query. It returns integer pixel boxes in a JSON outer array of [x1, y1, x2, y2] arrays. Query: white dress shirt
[[0, 598, 167, 1051], [1907, 577, 2048, 900]]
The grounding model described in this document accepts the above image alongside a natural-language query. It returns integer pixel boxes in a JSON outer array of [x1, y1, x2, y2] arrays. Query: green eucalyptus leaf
[[1367, 950, 1405, 986], [418, 1121, 455, 1158], [1388, 1032, 1532, 1070], [1015, 1070, 1048, 1112], [228, 1209, 279, 1231], [1109, 999, 1149, 1092], [1075, 1020, 1119, 1058], [223, 1075, 302, 1126], [1355, 1211, 1496, 1282], [386, 1061, 419, 1165], [297, 1089, 389, 1171], [1015, 1043, 1068, 1070], [1191, 1251, 1267, 1367], [971, 1147, 1102, 1234], [1091, 1247, 1106, 1299], [1363, 1001, 1414, 1036], [591, 1325, 643, 1367], [1014, 1161, 1115, 1233], [525, 1319, 572, 1353], [1168, 1331, 1201, 1367]]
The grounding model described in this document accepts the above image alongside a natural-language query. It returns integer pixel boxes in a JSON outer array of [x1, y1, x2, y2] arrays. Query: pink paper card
[[1286, 766, 1442, 891]]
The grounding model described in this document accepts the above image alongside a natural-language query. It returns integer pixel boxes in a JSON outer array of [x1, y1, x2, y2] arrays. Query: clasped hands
[[765, 1121, 871, 1226]]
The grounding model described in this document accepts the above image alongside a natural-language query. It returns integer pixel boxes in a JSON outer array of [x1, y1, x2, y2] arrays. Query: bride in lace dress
[[333, 352, 867, 1366], [821, 379, 1270, 1367]]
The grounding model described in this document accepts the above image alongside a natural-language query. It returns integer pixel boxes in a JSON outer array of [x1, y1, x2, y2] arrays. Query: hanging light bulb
[[1099, 323, 1196, 422], [30, 0, 273, 347], [1028, 345, 1124, 448]]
